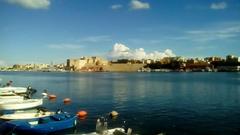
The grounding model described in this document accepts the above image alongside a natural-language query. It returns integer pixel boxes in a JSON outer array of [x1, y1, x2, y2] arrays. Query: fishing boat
[[80, 128, 127, 135], [0, 91, 19, 96], [4, 112, 77, 134], [0, 95, 24, 102], [0, 99, 43, 110], [0, 108, 54, 120], [74, 118, 132, 135], [0, 86, 27, 93], [0, 86, 37, 96]]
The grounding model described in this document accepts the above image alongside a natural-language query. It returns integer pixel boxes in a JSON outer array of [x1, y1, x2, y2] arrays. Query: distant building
[[204, 56, 223, 62], [226, 55, 239, 63], [66, 56, 108, 71], [143, 59, 153, 64]]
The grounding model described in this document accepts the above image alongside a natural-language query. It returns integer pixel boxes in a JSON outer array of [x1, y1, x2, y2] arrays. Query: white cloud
[[108, 43, 130, 58], [130, 0, 150, 10], [48, 44, 82, 49], [186, 23, 240, 42], [210, 2, 227, 10], [111, 4, 123, 10], [6, 0, 51, 9], [108, 43, 175, 60]]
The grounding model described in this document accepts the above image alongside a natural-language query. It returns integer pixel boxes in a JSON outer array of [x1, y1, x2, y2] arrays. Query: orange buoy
[[63, 98, 71, 104], [77, 111, 88, 118], [48, 94, 57, 100]]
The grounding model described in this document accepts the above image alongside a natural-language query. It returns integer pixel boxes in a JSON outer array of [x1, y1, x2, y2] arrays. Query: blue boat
[[4, 112, 77, 135]]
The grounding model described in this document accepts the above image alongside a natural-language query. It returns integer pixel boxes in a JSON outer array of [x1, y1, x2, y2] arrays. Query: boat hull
[[0, 95, 24, 102], [0, 99, 43, 110], [80, 128, 125, 135], [0, 87, 27, 93], [0, 111, 54, 120], [5, 113, 77, 134]]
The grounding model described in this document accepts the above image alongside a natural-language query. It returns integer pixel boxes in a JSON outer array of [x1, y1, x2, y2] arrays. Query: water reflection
[[0, 72, 239, 135]]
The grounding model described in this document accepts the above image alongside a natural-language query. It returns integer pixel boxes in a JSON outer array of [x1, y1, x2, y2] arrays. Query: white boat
[[0, 99, 43, 110], [0, 86, 27, 94], [0, 91, 19, 96], [67, 128, 127, 135], [76, 118, 132, 135], [0, 86, 36, 98], [0, 110, 54, 120], [0, 86, 27, 96], [85, 128, 126, 135], [0, 95, 24, 102]]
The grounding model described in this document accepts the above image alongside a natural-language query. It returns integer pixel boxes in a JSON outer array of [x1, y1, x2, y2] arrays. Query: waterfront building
[[66, 56, 108, 71], [226, 55, 239, 63], [204, 56, 223, 62]]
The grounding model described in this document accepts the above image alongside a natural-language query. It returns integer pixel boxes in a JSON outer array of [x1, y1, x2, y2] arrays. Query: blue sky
[[0, 0, 240, 65]]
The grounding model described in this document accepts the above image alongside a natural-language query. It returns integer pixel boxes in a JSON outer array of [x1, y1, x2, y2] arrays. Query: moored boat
[[0, 86, 27, 94], [0, 86, 36, 96], [0, 95, 24, 102], [4, 112, 77, 134], [0, 99, 43, 110], [80, 128, 126, 135], [0, 109, 54, 120]]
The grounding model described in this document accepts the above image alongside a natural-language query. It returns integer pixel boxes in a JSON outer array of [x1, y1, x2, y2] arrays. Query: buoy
[[77, 111, 88, 118], [63, 98, 71, 104], [48, 94, 57, 100], [109, 111, 119, 117]]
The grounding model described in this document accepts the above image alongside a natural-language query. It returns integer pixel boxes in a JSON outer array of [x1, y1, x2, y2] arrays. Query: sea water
[[0, 71, 239, 135]]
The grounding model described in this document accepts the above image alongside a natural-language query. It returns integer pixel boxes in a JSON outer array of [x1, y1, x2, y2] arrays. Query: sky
[[0, 0, 240, 65]]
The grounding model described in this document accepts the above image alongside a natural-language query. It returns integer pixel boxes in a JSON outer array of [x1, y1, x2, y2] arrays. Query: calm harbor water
[[0, 71, 240, 135]]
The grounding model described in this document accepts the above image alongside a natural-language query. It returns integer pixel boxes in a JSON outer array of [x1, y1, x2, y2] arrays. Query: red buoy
[[63, 98, 71, 104], [48, 94, 57, 100], [77, 111, 88, 118]]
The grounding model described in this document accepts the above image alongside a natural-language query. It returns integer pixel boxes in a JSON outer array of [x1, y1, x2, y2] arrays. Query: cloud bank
[[6, 0, 51, 9], [210, 2, 227, 10], [108, 43, 175, 60], [130, 0, 150, 10]]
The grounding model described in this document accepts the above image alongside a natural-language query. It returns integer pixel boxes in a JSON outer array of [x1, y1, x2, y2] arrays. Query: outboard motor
[[24, 86, 37, 99], [56, 109, 63, 114], [96, 117, 109, 134], [27, 86, 37, 94], [96, 118, 102, 134], [24, 91, 32, 99], [37, 106, 48, 112]]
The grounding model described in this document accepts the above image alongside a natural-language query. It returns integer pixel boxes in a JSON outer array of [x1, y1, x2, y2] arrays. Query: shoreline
[[0, 70, 239, 73]]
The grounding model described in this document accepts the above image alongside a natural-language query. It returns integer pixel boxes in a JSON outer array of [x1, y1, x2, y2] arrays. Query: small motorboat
[[75, 118, 133, 135], [79, 128, 127, 135], [0, 91, 19, 96], [66, 128, 133, 135], [0, 99, 43, 110], [0, 86, 27, 94], [4, 112, 77, 134], [0, 86, 37, 96], [0, 95, 24, 102], [0, 107, 54, 120]]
